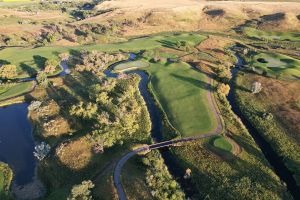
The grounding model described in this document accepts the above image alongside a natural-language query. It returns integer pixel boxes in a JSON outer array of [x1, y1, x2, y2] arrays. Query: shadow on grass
[[0, 60, 10, 65], [157, 40, 182, 51], [20, 62, 37, 77], [170, 73, 214, 91], [33, 55, 47, 70]]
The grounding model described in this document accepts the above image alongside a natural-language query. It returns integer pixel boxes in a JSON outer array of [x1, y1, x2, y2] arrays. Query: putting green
[[0, 33, 206, 78], [114, 60, 149, 72], [212, 136, 232, 152], [251, 52, 300, 79]]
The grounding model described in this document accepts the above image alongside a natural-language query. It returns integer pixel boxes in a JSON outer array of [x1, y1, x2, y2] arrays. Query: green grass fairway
[[212, 136, 232, 152], [115, 59, 218, 136], [243, 27, 300, 42], [0, 33, 206, 78], [145, 61, 217, 136], [0, 81, 34, 101], [251, 52, 300, 79], [114, 60, 149, 72]]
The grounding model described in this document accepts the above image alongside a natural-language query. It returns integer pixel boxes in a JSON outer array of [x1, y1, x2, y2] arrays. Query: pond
[[0, 103, 35, 187]]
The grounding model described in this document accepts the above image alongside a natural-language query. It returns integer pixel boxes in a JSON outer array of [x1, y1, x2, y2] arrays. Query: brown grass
[[56, 137, 93, 170], [29, 98, 73, 138], [77, 0, 300, 35], [244, 74, 300, 143]]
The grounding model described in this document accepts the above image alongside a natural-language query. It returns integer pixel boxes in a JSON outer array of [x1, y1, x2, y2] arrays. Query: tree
[[0, 64, 17, 79], [67, 180, 94, 200], [70, 102, 98, 119], [59, 52, 70, 61], [153, 49, 160, 62], [33, 142, 51, 161], [184, 168, 192, 179], [44, 59, 59, 74], [217, 67, 232, 83], [36, 71, 49, 87], [217, 83, 230, 96], [251, 81, 262, 94]]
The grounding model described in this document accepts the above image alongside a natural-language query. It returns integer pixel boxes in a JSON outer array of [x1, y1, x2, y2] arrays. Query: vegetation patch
[[235, 71, 300, 186], [0, 162, 12, 199]]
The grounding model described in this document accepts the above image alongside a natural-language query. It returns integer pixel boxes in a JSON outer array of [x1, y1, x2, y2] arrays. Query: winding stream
[[228, 53, 300, 199], [1, 51, 298, 199]]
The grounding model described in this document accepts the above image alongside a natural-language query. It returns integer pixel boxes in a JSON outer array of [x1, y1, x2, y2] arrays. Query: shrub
[[34, 142, 51, 161], [251, 81, 262, 94], [36, 71, 49, 87], [67, 180, 94, 200], [0, 64, 17, 79]]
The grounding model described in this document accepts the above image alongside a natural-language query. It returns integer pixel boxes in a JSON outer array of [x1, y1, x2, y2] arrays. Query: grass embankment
[[250, 52, 300, 79], [114, 59, 218, 137], [234, 71, 300, 186], [0, 162, 13, 199], [243, 27, 300, 42], [0, 81, 34, 101], [0, 33, 206, 78]]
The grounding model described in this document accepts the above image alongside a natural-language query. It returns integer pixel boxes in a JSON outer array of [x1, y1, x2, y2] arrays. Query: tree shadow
[[20, 62, 38, 77], [0, 59, 10, 65], [69, 49, 82, 57], [157, 40, 182, 51], [33, 55, 47, 70], [170, 73, 214, 91]]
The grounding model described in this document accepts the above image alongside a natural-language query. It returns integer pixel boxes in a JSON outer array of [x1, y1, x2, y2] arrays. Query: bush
[[67, 180, 94, 200]]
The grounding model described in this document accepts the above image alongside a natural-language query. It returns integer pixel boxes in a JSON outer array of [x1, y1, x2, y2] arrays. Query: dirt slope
[[78, 0, 300, 35]]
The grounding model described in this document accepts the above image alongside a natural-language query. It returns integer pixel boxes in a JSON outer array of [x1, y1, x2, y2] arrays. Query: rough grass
[[166, 90, 291, 199], [0, 33, 206, 78], [0, 81, 34, 101], [243, 27, 300, 42], [251, 52, 300, 79], [235, 71, 300, 186], [145, 61, 217, 136]]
